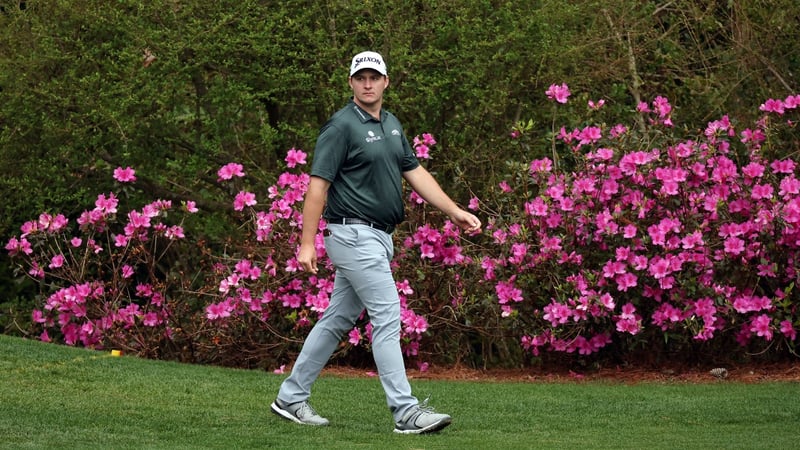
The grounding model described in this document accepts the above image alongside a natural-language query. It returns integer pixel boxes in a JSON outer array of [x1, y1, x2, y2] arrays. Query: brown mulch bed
[[322, 362, 800, 383]]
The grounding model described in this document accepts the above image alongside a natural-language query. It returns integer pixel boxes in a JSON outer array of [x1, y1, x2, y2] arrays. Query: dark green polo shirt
[[311, 99, 419, 228]]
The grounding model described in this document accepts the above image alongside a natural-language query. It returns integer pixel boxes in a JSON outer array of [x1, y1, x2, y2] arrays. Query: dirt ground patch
[[323, 361, 800, 383]]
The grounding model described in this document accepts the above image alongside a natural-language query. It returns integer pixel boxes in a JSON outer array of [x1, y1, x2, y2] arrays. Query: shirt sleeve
[[400, 132, 420, 172], [310, 122, 347, 182]]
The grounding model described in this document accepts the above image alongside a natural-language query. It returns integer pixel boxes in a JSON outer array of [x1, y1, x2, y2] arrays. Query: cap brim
[[350, 64, 386, 76]]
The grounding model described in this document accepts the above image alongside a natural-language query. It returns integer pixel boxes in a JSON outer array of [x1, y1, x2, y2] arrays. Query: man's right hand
[[297, 243, 318, 274]]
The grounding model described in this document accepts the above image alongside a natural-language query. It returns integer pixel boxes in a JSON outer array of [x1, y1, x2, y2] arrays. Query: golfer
[[271, 51, 481, 434]]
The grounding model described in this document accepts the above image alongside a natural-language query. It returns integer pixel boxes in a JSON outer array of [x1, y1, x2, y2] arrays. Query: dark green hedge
[[2, 0, 798, 331]]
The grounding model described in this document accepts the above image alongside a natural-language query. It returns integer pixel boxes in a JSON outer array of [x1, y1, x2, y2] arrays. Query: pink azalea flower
[[404, 314, 429, 335], [784, 94, 800, 109], [771, 159, 796, 174], [284, 258, 303, 274], [543, 301, 572, 326], [420, 133, 437, 146], [126, 210, 151, 231], [20, 220, 40, 236], [559, 127, 578, 143], [723, 236, 745, 255], [740, 128, 766, 146], [409, 191, 426, 205], [594, 148, 614, 160], [285, 148, 307, 168], [5, 237, 33, 256], [615, 317, 641, 335], [615, 273, 638, 291], [412, 135, 436, 157], [588, 99, 605, 110], [113, 166, 137, 183], [525, 198, 548, 216], [750, 314, 773, 340], [121, 265, 134, 278], [234, 259, 262, 280], [206, 300, 233, 320], [37, 213, 67, 233], [751, 184, 773, 200], [529, 158, 553, 174], [540, 236, 562, 253], [415, 144, 431, 159], [233, 191, 257, 211], [623, 224, 637, 238], [545, 83, 571, 103], [779, 177, 800, 198], [759, 98, 785, 115], [217, 162, 245, 181], [49, 254, 65, 269], [136, 283, 153, 298], [741, 162, 765, 178], [578, 126, 602, 145], [652, 96, 672, 117], [610, 124, 628, 137], [495, 280, 523, 304], [113, 234, 129, 247], [396, 279, 414, 295], [32, 309, 46, 324], [780, 320, 797, 340], [184, 200, 199, 213], [165, 225, 185, 239], [648, 256, 670, 279], [599, 293, 616, 310], [95, 193, 119, 214], [143, 312, 160, 327], [348, 327, 362, 345]]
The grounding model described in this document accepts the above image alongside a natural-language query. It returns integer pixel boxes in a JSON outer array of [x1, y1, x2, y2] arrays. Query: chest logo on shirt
[[365, 130, 383, 143], [391, 129, 400, 136]]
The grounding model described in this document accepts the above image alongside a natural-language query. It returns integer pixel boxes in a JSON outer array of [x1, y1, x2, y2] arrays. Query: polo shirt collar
[[350, 98, 386, 123]]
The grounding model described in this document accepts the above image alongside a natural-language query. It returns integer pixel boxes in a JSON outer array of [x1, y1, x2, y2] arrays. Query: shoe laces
[[416, 396, 436, 415], [296, 402, 319, 418]]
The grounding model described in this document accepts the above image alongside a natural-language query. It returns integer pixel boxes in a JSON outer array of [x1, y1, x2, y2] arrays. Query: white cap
[[349, 51, 387, 76]]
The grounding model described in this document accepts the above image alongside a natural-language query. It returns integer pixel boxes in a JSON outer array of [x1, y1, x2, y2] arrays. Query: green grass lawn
[[2, 334, 799, 449]]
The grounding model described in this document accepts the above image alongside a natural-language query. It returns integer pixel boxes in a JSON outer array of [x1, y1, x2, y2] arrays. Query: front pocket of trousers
[[325, 225, 359, 248]]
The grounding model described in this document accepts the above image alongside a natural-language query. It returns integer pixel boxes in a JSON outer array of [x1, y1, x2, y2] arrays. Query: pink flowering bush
[[6, 89, 800, 369], [485, 87, 800, 361], [202, 144, 441, 367], [6, 148, 441, 369], [5, 166, 198, 356]]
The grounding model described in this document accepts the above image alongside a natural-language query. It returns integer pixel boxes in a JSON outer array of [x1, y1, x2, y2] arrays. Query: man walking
[[271, 51, 481, 434]]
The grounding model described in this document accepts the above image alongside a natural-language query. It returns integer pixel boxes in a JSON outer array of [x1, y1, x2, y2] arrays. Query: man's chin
[[358, 94, 379, 103]]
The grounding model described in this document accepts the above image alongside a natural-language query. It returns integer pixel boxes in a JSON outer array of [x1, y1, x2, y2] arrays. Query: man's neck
[[354, 99, 382, 120]]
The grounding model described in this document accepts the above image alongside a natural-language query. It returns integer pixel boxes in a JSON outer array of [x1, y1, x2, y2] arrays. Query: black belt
[[328, 217, 395, 234]]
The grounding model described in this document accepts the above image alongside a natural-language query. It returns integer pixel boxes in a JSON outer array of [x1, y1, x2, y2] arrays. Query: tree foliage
[[2, 0, 799, 366], [2, 0, 797, 238]]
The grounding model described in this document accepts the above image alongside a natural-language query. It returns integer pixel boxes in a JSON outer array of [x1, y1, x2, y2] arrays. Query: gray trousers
[[276, 223, 418, 421]]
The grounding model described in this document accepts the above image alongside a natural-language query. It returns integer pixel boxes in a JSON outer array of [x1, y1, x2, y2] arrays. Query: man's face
[[349, 69, 389, 109]]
